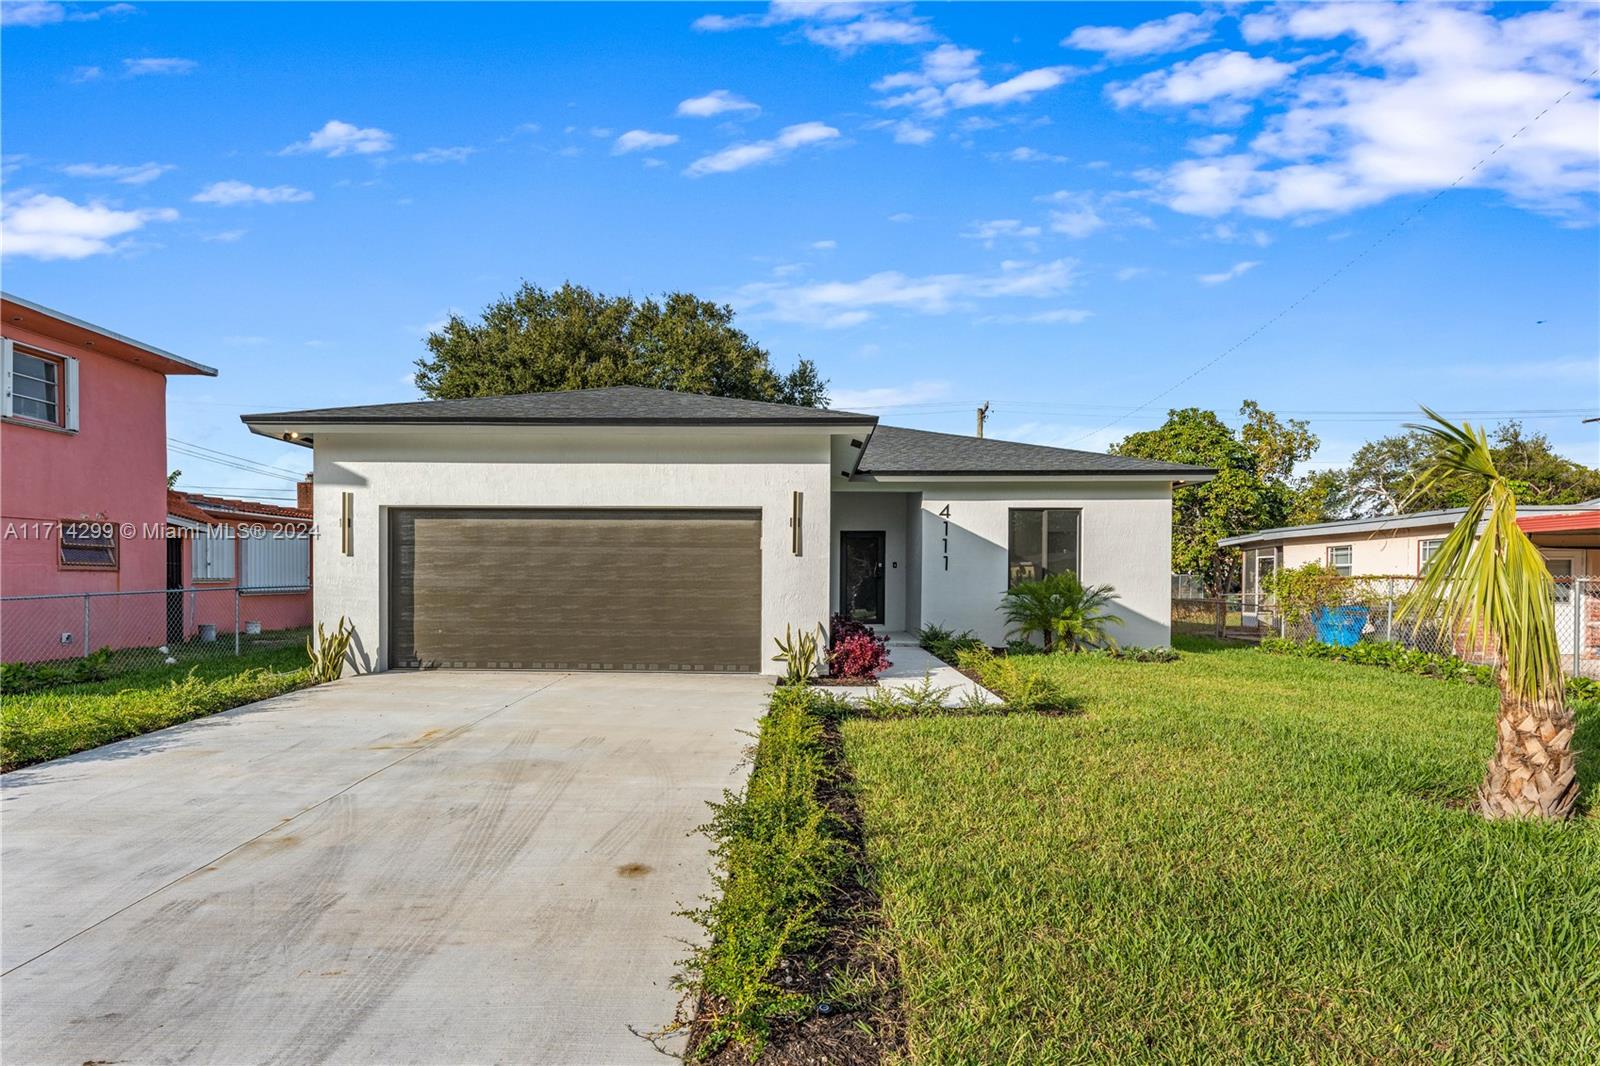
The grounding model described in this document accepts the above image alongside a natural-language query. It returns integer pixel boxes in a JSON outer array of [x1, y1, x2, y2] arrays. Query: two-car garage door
[[389, 509, 761, 672]]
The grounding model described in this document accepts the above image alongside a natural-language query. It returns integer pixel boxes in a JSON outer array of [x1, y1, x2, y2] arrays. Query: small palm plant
[[306, 617, 354, 684], [999, 571, 1124, 653], [1397, 408, 1577, 820]]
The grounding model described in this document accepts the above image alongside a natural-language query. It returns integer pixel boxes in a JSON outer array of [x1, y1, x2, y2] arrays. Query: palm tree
[[999, 572, 1125, 653], [1398, 408, 1577, 820]]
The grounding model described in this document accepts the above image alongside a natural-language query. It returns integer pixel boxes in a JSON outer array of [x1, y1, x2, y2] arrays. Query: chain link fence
[[1174, 576, 1599, 677], [1, 587, 311, 680]]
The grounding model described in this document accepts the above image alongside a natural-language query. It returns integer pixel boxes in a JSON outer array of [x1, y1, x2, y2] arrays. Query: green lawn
[[842, 637, 1600, 1064], [2, 645, 310, 772]]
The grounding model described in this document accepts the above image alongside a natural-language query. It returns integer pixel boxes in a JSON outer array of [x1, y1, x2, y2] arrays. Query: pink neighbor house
[[165, 489, 313, 640], [1, 292, 217, 658]]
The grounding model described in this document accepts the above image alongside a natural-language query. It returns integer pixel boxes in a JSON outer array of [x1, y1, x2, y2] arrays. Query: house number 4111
[[939, 505, 951, 571]]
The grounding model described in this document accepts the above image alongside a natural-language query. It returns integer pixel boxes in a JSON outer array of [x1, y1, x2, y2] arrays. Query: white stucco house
[[243, 387, 1213, 676]]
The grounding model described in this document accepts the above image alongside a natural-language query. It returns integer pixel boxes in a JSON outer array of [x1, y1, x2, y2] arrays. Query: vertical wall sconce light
[[340, 492, 354, 556], [790, 491, 803, 556]]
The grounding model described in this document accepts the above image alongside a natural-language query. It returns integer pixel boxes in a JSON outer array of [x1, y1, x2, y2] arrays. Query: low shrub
[[828, 613, 891, 681], [1255, 636, 1600, 700], [916, 623, 985, 665], [0, 647, 114, 695], [306, 617, 354, 684], [771, 623, 826, 684], [856, 675, 956, 719], [679, 685, 846, 1058], [955, 646, 1075, 714]]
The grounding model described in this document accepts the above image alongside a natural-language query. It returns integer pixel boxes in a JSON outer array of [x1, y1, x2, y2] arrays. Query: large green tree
[[1112, 402, 1322, 591], [1336, 420, 1600, 517], [414, 281, 828, 406]]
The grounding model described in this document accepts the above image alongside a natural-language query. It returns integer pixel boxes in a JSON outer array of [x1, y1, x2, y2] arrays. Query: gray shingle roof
[[242, 385, 877, 427], [856, 425, 1214, 477]]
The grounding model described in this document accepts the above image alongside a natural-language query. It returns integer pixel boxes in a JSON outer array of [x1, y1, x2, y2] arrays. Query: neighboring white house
[[243, 387, 1212, 675]]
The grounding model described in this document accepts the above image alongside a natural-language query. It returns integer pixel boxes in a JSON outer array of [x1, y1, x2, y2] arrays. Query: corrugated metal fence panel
[[241, 533, 310, 591]]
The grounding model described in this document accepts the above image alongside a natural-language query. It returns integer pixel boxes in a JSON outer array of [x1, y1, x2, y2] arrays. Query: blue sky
[[3, 1, 1596, 504]]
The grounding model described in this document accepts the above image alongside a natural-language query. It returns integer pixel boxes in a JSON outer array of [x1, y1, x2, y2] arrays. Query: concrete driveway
[[1, 670, 767, 1065]]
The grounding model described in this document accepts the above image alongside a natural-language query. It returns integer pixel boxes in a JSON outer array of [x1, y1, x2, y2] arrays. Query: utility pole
[[976, 401, 990, 438]]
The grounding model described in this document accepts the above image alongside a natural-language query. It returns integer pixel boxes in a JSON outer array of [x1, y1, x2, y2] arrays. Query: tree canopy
[[414, 281, 828, 407], [1338, 421, 1600, 517], [1112, 402, 1321, 591]]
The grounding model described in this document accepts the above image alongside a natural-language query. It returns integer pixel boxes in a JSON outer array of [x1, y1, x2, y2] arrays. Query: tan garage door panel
[[389, 509, 761, 671]]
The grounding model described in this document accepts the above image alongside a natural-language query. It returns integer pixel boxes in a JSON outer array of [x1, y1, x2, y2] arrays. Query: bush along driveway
[[1, 645, 310, 772], [678, 637, 1600, 1064]]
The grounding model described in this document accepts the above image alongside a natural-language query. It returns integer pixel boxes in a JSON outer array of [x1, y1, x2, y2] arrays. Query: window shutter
[[64, 356, 80, 431], [2, 339, 13, 419]]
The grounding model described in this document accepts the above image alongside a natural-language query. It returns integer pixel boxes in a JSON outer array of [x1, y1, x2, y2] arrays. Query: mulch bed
[[685, 722, 904, 1066]]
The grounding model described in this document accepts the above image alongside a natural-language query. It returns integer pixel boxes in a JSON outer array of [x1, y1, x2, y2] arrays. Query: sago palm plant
[[999, 572, 1124, 653], [1397, 408, 1577, 820]]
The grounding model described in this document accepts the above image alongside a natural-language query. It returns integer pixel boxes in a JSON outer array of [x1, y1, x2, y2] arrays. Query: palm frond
[[1395, 407, 1561, 699]]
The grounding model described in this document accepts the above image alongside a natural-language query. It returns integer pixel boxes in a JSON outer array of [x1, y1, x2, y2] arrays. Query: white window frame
[[192, 526, 236, 582], [2, 339, 79, 431], [1418, 538, 1444, 574], [1327, 544, 1354, 578]]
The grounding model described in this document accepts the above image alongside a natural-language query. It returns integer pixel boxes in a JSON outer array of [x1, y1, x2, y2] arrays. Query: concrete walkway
[[1, 670, 767, 1065], [815, 631, 1002, 707]]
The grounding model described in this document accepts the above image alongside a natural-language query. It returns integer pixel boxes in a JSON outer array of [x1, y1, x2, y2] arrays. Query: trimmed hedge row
[[1258, 636, 1600, 702], [679, 684, 847, 1059]]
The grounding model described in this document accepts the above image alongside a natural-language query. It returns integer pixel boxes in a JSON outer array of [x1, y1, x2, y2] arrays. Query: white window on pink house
[[2, 340, 79, 429]]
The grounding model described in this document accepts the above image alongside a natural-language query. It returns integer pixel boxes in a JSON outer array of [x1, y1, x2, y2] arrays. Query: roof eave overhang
[[851, 469, 1216, 483], [242, 415, 879, 447], [2, 292, 217, 377]]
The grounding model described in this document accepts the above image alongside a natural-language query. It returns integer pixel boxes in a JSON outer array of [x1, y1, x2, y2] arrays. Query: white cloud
[[1187, 133, 1236, 156], [887, 211, 915, 223], [1144, 3, 1600, 222], [282, 119, 394, 157], [811, 239, 837, 250], [411, 146, 476, 164], [733, 258, 1079, 327], [613, 129, 680, 155], [1004, 146, 1068, 163], [1209, 222, 1273, 247], [876, 44, 1079, 117], [692, 3, 934, 54], [61, 161, 173, 185], [70, 65, 103, 82], [878, 119, 934, 145], [977, 308, 1094, 325], [1063, 12, 1215, 59], [1, 191, 177, 260], [122, 56, 196, 76], [1197, 259, 1260, 284], [685, 121, 839, 176], [1114, 266, 1149, 282], [192, 181, 313, 206], [829, 380, 952, 410], [963, 219, 1041, 247], [1109, 50, 1297, 110], [201, 228, 246, 242], [677, 89, 760, 118], [1, 2, 135, 27], [1037, 189, 1153, 239]]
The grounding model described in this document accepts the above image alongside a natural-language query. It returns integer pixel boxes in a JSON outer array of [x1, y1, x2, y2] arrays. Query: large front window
[[1008, 508, 1079, 586]]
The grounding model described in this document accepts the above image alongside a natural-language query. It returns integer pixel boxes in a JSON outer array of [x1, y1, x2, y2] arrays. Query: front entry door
[[840, 531, 886, 625]]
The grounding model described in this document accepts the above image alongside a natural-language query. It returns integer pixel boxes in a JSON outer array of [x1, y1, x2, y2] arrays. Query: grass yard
[[842, 636, 1600, 1065], [2, 644, 309, 772]]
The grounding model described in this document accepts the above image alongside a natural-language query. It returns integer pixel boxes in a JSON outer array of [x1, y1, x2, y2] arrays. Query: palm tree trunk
[[1478, 675, 1578, 820]]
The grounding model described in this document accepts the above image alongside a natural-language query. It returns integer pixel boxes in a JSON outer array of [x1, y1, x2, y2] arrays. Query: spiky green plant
[[1395, 408, 1576, 820], [999, 571, 1125, 653], [306, 617, 354, 684], [770, 623, 824, 686]]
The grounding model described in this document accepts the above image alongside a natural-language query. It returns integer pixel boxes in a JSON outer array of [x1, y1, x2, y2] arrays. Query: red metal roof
[[1517, 511, 1600, 534]]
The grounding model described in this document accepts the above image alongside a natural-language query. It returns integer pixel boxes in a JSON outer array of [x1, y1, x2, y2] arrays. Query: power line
[[1059, 67, 1600, 448], [167, 438, 305, 482]]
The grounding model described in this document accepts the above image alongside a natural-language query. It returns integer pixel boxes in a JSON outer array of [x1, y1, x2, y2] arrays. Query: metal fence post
[[82, 593, 90, 657], [1385, 597, 1393, 643], [235, 590, 241, 657], [1574, 578, 1583, 677]]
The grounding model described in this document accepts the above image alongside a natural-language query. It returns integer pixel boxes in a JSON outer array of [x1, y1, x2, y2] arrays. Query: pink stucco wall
[[1, 322, 170, 599]]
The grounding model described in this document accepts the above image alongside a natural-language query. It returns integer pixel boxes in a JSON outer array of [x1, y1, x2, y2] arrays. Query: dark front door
[[165, 536, 184, 644], [840, 531, 886, 625]]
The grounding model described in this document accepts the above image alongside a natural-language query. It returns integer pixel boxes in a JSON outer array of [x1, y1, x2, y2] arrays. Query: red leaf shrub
[[828, 613, 891, 680]]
